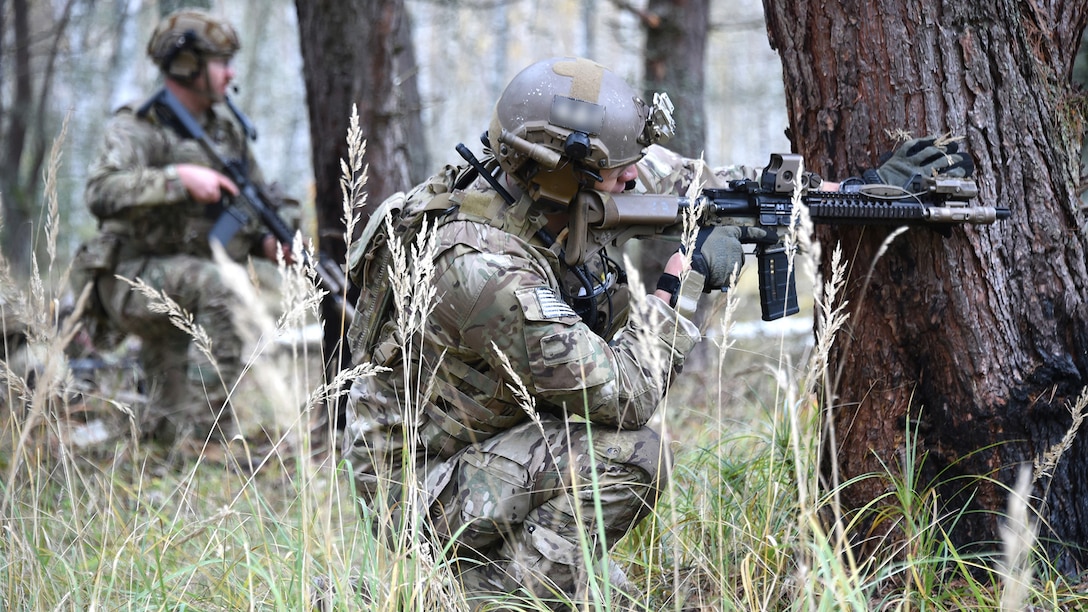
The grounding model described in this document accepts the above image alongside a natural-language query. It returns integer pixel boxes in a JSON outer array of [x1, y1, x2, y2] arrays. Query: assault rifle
[[138, 87, 354, 325], [572, 153, 1010, 321]]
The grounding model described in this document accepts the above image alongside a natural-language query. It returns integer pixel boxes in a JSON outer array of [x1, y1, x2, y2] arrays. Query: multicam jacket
[[343, 154, 704, 508], [81, 94, 268, 264], [636, 143, 759, 194]]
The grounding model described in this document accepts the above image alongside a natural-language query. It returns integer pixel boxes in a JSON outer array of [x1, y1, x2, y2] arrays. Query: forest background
[[1, 0, 792, 280], [8, 0, 1088, 610]]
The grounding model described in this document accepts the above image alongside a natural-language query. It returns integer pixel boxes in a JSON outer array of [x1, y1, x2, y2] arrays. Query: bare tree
[[615, 0, 710, 283], [641, 0, 709, 158], [295, 0, 426, 256], [0, 0, 75, 275], [764, 0, 1088, 571]]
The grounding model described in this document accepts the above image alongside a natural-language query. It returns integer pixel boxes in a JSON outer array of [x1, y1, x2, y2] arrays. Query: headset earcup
[[167, 49, 200, 81]]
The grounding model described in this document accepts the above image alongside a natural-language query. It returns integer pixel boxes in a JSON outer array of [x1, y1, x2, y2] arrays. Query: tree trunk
[[295, 0, 424, 255], [0, 0, 75, 276], [764, 0, 1088, 571], [1, 0, 34, 274], [643, 0, 709, 158], [294, 0, 426, 424], [629, 0, 710, 284]]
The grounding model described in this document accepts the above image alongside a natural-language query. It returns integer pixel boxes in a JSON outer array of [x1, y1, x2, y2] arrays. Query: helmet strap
[[576, 165, 603, 185]]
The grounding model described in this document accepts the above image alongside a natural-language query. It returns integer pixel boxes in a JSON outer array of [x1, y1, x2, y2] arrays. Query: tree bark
[[294, 0, 426, 423], [0, 0, 74, 276], [295, 0, 425, 256], [627, 0, 710, 284], [1, 0, 33, 274], [764, 0, 1088, 571], [643, 0, 709, 158]]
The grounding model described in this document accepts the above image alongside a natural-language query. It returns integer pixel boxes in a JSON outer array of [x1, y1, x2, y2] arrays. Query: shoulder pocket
[[514, 286, 614, 393], [515, 286, 580, 324]]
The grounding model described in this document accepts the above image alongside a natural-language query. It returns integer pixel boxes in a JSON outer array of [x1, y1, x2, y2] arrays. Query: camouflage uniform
[[636, 143, 759, 194], [343, 153, 703, 608], [74, 98, 271, 442]]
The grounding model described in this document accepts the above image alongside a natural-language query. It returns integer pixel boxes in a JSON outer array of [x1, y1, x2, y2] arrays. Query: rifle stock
[[579, 153, 1010, 321], [142, 87, 354, 325]]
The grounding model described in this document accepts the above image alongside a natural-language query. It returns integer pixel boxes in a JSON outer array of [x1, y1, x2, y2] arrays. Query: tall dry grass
[[2, 110, 1087, 611]]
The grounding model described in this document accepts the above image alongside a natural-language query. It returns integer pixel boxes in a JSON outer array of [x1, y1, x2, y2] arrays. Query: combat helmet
[[488, 57, 675, 206], [147, 10, 240, 82]]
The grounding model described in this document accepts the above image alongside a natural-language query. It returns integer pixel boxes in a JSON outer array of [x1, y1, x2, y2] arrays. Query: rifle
[[138, 87, 355, 325], [572, 153, 1010, 321]]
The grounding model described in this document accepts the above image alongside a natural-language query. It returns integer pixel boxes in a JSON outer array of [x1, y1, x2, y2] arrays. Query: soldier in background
[[72, 10, 294, 448]]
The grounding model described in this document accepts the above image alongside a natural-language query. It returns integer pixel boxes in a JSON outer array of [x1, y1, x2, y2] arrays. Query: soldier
[[72, 10, 292, 446], [341, 57, 733, 610], [341, 57, 972, 609]]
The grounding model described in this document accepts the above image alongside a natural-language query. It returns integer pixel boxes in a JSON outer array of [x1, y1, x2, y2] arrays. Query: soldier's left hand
[[876, 135, 975, 187]]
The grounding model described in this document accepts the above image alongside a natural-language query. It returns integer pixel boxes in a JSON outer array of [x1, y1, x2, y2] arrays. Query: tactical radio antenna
[[455, 142, 515, 205]]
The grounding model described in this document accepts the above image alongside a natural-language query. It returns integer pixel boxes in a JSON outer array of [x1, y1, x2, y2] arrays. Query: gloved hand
[[738, 226, 779, 245], [873, 135, 975, 187], [690, 226, 744, 292]]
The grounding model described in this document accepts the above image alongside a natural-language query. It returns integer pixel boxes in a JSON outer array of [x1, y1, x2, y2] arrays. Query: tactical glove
[[872, 136, 975, 188], [738, 226, 779, 245], [690, 226, 745, 292]]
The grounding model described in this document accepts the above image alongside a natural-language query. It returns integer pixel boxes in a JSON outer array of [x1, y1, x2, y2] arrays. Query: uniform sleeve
[[436, 240, 700, 430], [636, 143, 761, 195], [84, 111, 190, 219]]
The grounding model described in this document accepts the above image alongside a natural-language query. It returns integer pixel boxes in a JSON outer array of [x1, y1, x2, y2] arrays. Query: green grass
[[5, 115, 1088, 611]]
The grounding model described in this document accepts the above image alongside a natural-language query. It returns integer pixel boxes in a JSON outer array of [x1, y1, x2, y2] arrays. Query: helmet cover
[[488, 57, 674, 204], [147, 10, 240, 81]]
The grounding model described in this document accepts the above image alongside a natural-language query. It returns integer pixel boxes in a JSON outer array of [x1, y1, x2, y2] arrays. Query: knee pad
[[578, 426, 669, 486]]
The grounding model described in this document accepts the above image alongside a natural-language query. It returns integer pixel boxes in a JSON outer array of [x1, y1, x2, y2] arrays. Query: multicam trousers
[[99, 254, 249, 442], [350, 410, 668, 610]]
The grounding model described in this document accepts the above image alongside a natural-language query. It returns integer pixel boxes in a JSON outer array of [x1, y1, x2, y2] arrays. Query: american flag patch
[[535, 287, 578, 319]]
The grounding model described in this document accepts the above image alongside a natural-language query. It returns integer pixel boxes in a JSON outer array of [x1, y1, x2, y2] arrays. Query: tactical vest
[[347, 165, 560, 364]]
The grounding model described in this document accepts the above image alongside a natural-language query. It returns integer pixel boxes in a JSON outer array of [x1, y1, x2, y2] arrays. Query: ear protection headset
[[160, 29, 203, 82]]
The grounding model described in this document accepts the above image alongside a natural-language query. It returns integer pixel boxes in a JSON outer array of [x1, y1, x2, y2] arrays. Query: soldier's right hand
[[175, 163, 240, 204]]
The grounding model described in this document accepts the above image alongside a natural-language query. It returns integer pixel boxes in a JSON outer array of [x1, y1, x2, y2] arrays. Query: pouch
[[72, 232, 121, 273]]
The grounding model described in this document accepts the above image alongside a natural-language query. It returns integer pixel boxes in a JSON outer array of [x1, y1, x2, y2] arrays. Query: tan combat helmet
[[146, 9, 240, 82], [488, 57, 675, 206]]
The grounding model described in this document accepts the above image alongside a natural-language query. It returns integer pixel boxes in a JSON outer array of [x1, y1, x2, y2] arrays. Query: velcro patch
[[515, 286, 581, 324], [535, 287, 578, 319]]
